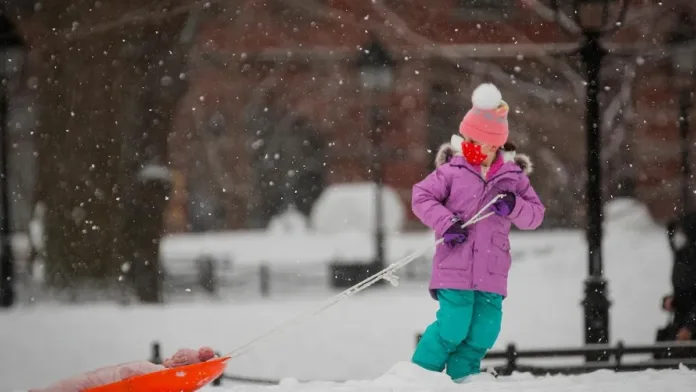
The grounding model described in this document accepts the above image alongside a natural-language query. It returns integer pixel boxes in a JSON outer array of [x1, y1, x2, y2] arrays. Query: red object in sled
[[83, 356, 230, 392]]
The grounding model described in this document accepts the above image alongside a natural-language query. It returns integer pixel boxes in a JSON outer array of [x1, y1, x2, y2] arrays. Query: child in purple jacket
[[411, 83, 545, 382]]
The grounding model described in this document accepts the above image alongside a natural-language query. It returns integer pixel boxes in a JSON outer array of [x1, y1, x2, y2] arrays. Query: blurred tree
[[18, 1, 207, 301], [245, 97, 327, 228], [186, 109, 229, 233], [426, 82, 462, 171]]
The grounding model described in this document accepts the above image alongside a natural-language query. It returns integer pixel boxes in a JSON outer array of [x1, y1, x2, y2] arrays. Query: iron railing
[[415, 333, 696, 376]]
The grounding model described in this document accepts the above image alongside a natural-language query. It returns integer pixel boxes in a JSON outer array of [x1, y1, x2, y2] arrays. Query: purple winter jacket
[[412, 140, 545, 299]]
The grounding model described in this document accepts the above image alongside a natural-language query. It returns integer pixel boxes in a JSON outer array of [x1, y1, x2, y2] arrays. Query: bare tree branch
[[57, 0, 216, 41], [600, 62, 636, 163], [369, 0, 579, 102], [519, 0, 581, 35]]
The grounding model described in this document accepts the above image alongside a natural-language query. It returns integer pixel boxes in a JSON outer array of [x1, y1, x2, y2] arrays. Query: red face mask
[[461, 141, 488, 165]]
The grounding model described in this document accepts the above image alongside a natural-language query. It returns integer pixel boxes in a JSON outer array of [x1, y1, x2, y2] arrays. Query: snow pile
[[161, 230, 375, 270], [202, 362, 696, 392], [267, 204, 309, 234], [604, 197, 659, 232], [310, 182, 407, 234]]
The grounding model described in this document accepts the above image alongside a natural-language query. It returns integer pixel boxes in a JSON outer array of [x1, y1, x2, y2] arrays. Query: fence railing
[[415, 334, 696, 376], [150, 339, 696, 387], [482, 341, 696, 376]]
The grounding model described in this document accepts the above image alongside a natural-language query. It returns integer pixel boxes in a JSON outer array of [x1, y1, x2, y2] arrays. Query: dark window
[[187, 166, 227, 233], [244, 96, 326, 228], [426, 82, 463, 171]]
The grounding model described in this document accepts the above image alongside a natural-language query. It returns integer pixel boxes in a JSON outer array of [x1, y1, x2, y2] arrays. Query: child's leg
[[412, 289, 475, 373], [445, 291, 503, 381]]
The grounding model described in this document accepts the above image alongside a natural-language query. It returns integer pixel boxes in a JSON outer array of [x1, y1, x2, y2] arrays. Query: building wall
[[165, 0, 689, 232], [634, 59, 695, 222]]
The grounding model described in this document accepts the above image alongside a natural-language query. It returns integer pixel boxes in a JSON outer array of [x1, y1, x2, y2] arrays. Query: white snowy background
[[2, 198, 694, 391]]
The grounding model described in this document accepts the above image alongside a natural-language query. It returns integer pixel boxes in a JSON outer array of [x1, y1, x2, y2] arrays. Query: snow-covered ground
[[1, 199, 686, 391], [200, 362, 696, 392]]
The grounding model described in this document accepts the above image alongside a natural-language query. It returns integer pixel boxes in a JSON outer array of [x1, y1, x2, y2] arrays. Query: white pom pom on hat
[[471, 83, 502, 110], [458, 83, 509, 146]]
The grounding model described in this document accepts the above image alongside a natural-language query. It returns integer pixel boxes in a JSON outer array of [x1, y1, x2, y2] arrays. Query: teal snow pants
[[411, 289, 503, 382]]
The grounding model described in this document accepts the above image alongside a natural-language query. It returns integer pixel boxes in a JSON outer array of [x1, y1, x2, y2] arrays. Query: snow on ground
[[0, 199, 683, 391], [199, 362, 696, 392]]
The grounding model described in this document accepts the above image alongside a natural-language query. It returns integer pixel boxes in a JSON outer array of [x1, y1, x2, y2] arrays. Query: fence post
[[150, 341, 162, 365], [260, 264, 270, 297], [196, 256, 217, 295], [614, 340, 624, 370], [504, 343, 517, 376], [212, 351, 223, 386]]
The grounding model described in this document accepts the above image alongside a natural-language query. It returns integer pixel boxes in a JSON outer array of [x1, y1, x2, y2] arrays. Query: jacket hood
[[435, 134, 533, 175]]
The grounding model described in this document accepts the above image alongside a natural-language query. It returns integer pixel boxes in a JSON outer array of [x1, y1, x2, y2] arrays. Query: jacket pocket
[[436, 242, 472, 271], [488, 232, 511, 276]]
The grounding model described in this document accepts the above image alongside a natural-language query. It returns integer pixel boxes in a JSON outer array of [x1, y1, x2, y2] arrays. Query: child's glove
[[443, 219, 468, 247], [491, 192, 516, 217]]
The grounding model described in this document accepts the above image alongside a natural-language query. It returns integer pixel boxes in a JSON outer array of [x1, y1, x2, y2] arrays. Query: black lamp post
[[670, 12, 696, 218], [553, 0, 629, 361], [356, 36, 394, 275], [0, 12, 25, 309]]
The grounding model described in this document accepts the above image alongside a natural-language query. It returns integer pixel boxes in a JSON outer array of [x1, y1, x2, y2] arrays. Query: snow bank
[[605, 197, 659, 232], [310, 182, 406, 233], [160, 230, 430, 270], [204, 362, 696, 392], [158, 228, 559, 275], [267, 205, 310, 234]]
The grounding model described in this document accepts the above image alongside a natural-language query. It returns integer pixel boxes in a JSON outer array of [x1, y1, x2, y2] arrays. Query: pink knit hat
[[458, 83, 509, 147]]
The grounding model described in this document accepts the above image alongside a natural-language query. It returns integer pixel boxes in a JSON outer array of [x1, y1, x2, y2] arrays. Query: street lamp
[[0, 11, 25, 309], [356, 36, 394, 276], [669, 12, 696, 218], [552, 0, 629, 361]]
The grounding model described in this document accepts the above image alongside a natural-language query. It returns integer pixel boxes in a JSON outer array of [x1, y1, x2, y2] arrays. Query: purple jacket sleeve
[[508, 174, 545, 230], [411, 166, 457, 237]]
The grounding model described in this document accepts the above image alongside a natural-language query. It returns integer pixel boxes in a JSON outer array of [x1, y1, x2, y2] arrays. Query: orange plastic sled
[[83, 356, 231, 392]]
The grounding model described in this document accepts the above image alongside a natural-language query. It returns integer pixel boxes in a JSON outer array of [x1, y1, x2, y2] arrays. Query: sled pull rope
[[226, 194, 505, 358]]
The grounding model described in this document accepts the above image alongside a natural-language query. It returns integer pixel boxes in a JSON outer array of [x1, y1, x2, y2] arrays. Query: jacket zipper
[[459, 164, 520, 185], [455, 164, 520, 290]]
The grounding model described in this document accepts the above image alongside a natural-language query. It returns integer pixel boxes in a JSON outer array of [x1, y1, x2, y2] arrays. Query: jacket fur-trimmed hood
[[435, 134, 533, 175]]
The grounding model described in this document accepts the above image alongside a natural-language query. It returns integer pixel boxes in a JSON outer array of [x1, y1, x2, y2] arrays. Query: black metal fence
[[149, 339, 696, 387], [483, 341, 696, 376], [415, 334, 696, 376]]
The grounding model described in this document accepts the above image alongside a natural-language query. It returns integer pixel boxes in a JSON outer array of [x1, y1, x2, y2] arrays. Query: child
[[411, 83, 545, 382]]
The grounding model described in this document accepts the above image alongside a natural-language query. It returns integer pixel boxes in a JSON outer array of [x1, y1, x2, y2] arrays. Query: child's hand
[[443, 220, 468, 247], [163, 347, 216, 368], [662, 295, 674, 312], [491, 192, 516, 216], [677, 326, 692, 341]]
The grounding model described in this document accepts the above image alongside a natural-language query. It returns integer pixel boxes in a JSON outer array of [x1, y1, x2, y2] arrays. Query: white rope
[[225, 194, 506, 358], [458, 194, 506, 228]]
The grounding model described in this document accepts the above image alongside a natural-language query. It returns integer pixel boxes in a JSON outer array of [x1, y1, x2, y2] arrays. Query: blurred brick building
[[164, 0, 693, 233]]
